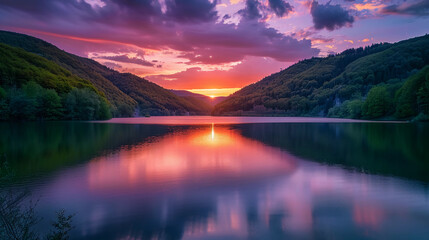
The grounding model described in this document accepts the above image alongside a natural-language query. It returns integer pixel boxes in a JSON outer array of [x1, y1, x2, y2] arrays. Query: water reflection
[[0, 122, 171, 177], [87, 125, 295, 193], [235, 123, 429, 182], [1, 121, 429, 239]]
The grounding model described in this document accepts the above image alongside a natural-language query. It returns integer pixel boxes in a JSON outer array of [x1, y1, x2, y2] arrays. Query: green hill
[[395, 65, 429, 120], [0, 31, 211, 116], [0, 43, 111, 120], [105, 72, 211, 116], [0, 43, 97, 93], [213, 34, 429, 120]]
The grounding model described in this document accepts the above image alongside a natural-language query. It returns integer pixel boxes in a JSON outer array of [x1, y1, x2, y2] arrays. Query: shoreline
[[93, 116, 407, 125]]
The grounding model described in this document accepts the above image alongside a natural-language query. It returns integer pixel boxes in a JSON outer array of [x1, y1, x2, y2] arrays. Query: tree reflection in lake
[[235, 123, 429, 182], [1, 121, 428, 239]]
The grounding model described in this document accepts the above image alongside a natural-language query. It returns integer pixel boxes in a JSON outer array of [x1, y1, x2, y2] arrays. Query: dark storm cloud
[[268, 0, 293, 17], [382, 0, 429, 16], [165, 0, 219, 23], [238, 0, 263, 20], [310, 1, 354, 31], [238, 0, 294, 20]]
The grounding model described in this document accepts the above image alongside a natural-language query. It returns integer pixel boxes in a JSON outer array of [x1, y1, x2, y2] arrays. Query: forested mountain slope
[[0, 31, 211, 116], [0, 43, 111, 120], [213, 34, 429, 120]]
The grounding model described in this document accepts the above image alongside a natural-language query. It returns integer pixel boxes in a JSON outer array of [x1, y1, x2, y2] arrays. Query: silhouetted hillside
[[170, 90, 226, 108]]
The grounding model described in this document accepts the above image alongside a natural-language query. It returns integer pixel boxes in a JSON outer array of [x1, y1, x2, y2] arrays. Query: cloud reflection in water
[[22, 123, 429, 239]]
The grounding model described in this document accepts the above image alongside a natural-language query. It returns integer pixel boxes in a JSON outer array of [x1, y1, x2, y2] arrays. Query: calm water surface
[[1, 117, 428, 240]]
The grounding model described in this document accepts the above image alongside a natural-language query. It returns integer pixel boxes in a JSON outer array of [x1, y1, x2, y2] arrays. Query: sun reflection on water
[[87, 125, 296, 192], [25, 123, 429, 239]]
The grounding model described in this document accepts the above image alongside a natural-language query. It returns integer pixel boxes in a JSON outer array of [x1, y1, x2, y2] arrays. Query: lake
[[1, 117, 429, 239]]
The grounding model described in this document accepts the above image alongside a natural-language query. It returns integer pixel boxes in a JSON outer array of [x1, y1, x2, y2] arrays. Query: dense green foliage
[[362, 86, 391, 118], [7, 82, 62, 120], [0, 31, 211, 117], [395, 65, 429, 119], [0, 43, 97, 93], [0, 43, 111, 120], [0, 81, 111, 121], [0, 32, 136, 116], [327, 99, 363, 119], [213, 34, 429, 120], [63, 88, 111, 120]]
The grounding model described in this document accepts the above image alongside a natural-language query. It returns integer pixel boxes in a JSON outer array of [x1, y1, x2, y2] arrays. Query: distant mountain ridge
[[213, 34, 429, 120], [0, 30, 211, 116], [170, 90, 227, 107]]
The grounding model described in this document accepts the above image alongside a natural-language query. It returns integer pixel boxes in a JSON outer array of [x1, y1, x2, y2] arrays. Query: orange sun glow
[[187, 88, 240, 97]]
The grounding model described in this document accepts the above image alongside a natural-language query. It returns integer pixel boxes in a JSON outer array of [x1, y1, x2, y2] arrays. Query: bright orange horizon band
[[187, 88, 240, 98]]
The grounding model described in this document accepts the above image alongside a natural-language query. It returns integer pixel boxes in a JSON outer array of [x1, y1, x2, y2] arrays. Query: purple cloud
[[310, 1, 354, 31], [268, 0, 293, 17], [177, 20, 318, 64], [382, 0, 429, 16], [165, 0, 218, 23], [100, 54, 154, 67], [238, 0, 263, 20], [0, 0, 318, 65], [238, 0, 294, 20]]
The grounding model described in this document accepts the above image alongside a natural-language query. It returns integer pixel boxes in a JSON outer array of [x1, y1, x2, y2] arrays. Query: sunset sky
[[0, 0, 428, 96]]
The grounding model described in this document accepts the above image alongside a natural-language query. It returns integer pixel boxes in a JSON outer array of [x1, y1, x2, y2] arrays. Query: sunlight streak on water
[[86, 126, 296, 193], [2, 121, 428, 239]]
